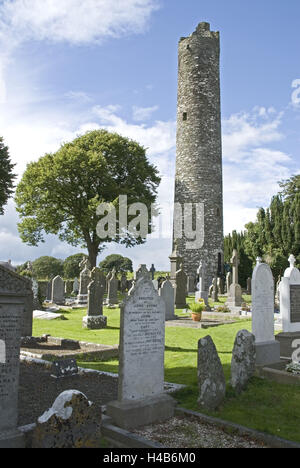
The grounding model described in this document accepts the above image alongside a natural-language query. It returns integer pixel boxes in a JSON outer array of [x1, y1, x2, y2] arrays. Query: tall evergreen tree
[[0, 137, 16, 215]]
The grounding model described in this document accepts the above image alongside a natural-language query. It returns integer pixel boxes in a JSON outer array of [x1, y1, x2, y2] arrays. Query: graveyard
[[0, 1, 300, 453]]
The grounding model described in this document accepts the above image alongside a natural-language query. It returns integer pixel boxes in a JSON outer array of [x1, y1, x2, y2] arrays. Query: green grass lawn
[[33, 303, 300, 443]]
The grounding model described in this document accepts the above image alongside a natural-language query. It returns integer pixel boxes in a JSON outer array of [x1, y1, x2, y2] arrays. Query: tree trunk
[[87, 243, 98, 268]]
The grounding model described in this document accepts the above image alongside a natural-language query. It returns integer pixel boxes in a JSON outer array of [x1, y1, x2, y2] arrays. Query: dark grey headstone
[[51, 359, 78, 378]]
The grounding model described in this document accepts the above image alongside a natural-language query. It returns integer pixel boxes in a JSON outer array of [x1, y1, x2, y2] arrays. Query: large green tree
[[0, 137, 16, 215], [15, 130, 161, 267], [32, 256, 63, 279], [63, 253, 87, 279], [99, 254, 133, 274]]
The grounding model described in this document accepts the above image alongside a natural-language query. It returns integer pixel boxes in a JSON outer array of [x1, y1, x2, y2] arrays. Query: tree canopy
[[63, 253, 87, 279], [15, 130, 161, 267], [0, 137, 16, 215], [99, 254, 133, 274]]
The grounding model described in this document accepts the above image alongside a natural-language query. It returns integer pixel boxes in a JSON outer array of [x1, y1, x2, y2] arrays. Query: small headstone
[[107, 269, 118, 306], [51, 359, 78, 378], [252, 260, 280, 365], [246, 277, 252, 295], [197, 335, 226, 411], [174, 264, 187, 309], [159, 278, 176, 320], [72, 277, 79, 295], [226, 250, 242, 308], [107, 277, 175, 429], [83, 268, 107, 329], [32, 390, 101, 448], [77, 258, 91, 305], [51, 275, 65, 305], [212, 276, 219, 302], [231, 330, 256, 393]]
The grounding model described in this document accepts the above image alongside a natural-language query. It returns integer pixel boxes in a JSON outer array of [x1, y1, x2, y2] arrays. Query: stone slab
[[106, 394, 175, 430], [0, 429, 25, 448], [255, 340, 281, 366], [33, 310, 64, 320], [275, 332, 300, 359]]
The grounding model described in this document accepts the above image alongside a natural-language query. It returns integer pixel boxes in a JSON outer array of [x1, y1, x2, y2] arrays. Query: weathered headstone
[[83, 268, 107, 329], [226, 250, 242, 309], [212, 276, 219, 302], [252, 259, 280, 365], [51, 359, 78, 378], [0, 264, 33, 337], [152, 279, 159, 290], [197, 335, 226, 411], [0, 272, 25, 447], [107, 277, 175, 429], [231, 330, 256, 393], [159, 278, 176, 320], [174, 264, 187, 309], [32, 390, 102, 448], [107, 269, 118, 306], [187, 275, 195, 295], [51, 275, 65, 305], [77, 259, 91, 305], [120, 273, 127, 293], [169, 240, 182, 286], [226, 271, 232, 295], [276, 255, 300, 358], [134, 264, 150, 281], [246, 277, 252, 295], [46, 279, 53, 301], [72, 277, 79, 295]]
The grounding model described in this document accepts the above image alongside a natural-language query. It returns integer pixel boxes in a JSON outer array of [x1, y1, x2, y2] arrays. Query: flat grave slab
[[165, 317, 237, 329], [20, 335, 118, 361]]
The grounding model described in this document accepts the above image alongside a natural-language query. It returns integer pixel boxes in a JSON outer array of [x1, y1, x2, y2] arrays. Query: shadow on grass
[[165, 346, 198, 353]]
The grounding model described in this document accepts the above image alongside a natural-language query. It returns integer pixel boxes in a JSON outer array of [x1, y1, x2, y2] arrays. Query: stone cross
[[150, 264, 156, 280], [256, 257, 262, 265], [289, 254, 296, 268], [231, 250, 239, 285], [83, 268, 107, 329]]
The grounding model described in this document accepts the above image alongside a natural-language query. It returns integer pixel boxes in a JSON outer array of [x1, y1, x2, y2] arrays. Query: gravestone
[[51, 275, 65, 305], [187, 275, 195, 295], [226, 271, 232, 295], [107, 277, 175, 429], [120, 273, 127, 293], [0, 269, 25, 447], [217, 277, 224, 295], [276, 255, 300, 358], [152, 279, 159, 290], [72, 277, 79, 295], [134, 264, 150, 281], [0, 264, 33, 337], [231, 330, 256, 393], [169, 240, 182, 286], [252, 259, 280, 365], [212, 276, 219, 302], [32, 278, 42, 310], [77, 259, 91, 305], [32, 390, 102, 448], [226, 250, 242, 309], [51, 359, 78, 378], [64, 280, 73, 296], [107, 269, 118, 306], [174, 264, 187, 309], [46, 279, 53, 301], [150, 264, 156, 280], [83, 268, 107, 329], [159, 278, 176, 320], [106, 271, 113, 293], [197, 335, 226, 411]]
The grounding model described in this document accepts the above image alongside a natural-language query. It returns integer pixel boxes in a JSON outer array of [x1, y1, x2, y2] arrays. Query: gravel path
[[134, 416, 269, 449], [18, 361, 118, 426]]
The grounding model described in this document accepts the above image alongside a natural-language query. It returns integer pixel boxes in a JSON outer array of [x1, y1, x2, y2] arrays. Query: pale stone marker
[[276, 255, 300, 358], [226, 250, 242, 308], [77, 259, 91, 305], [72, 277, 79, 295], [51, 275, 65, 305], [107, 269, 118, 305], [134, 264, 150, 281], [83, 268, 107, 329], [159, 278, 176, 320], [107, 277, 175, 429], [195, 260, 209, 306], [252, 258, 280, 365], [212, 276, 219, 302], [0, 283, 25, 447], [226, 271, 232, 294]]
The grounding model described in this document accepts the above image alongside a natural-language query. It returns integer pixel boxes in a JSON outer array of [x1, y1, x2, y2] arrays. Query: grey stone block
[[275, 332, 300, 359], [106, 394, 176, 430], [255, 340, 281, 366], [0, 430, 25, 448]]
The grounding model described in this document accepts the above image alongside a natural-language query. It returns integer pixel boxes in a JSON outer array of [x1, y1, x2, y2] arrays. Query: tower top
[[179, 22, 219, 42]]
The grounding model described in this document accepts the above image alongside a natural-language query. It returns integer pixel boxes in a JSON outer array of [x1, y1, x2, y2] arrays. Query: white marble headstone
[[252, 262, 275, 343]]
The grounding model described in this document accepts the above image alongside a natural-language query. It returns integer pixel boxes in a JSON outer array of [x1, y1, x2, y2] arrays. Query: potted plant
[[188, 300, 205, 322]]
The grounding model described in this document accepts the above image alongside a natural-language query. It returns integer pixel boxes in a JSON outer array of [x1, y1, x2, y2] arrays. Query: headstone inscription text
[[119, 279, 165, 401], [290, 285, 300, 323]]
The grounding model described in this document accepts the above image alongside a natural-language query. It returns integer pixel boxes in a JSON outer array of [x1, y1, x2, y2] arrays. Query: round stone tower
[[173, 22, 224, 289]]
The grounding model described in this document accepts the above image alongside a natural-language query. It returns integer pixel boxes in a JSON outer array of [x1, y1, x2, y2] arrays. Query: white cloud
[[0, 0, 159, 45], [132, 105, 159, 121]]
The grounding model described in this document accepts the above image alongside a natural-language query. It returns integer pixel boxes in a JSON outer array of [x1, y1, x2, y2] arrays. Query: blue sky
[[0, 0, 299, 270]]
